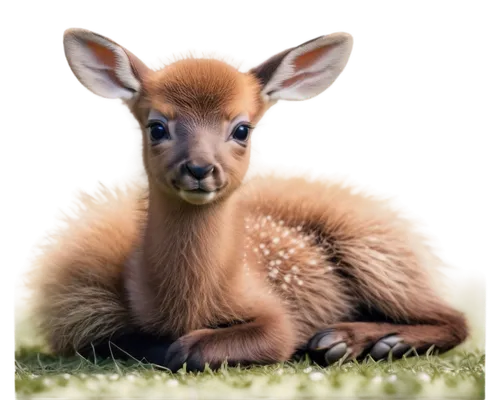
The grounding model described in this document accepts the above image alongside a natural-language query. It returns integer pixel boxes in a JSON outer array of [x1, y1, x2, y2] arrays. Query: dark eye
[[231, 124, 251, 142], [147, 121, 169, 143]]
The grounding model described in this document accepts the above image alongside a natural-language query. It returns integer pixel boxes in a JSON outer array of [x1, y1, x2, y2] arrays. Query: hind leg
[[292, 272, 469, 366], [305, 253, 468, 365], [306, 310, 468, 365]]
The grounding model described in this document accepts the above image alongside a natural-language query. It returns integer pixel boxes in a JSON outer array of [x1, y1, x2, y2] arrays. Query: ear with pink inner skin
[[249, 33, 353, 102], [63, 28, 150, 100]]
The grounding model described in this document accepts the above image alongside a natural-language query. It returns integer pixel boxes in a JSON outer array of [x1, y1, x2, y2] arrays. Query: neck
[[132, 183, 245, 335]]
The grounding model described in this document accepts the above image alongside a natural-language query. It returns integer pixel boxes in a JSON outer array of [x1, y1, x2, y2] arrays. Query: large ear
[[249, 33, 353, 101], [63, 28, 149, 100]]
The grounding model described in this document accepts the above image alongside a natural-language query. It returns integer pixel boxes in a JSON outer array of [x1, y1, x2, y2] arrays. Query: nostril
[[185, 163, 215, 180]]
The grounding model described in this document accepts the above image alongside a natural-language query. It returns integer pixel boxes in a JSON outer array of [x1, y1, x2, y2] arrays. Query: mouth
[[172, 179, 227, 205], [178, 188, 217, 205]]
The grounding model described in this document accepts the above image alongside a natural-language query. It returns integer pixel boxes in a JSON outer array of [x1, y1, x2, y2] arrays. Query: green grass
[[14, 275, 485, 399]]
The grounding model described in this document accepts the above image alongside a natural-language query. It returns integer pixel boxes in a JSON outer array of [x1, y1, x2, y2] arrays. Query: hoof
[[164, 340, 205, 372], [369, 335, 410, 361], [307, 329, 350, 365]]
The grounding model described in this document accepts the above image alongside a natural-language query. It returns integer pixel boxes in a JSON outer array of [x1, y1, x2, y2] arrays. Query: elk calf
[[28, 29, 468, 371]]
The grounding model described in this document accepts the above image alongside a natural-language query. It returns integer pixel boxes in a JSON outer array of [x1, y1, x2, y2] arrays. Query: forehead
[[144, 59, 262, 121]]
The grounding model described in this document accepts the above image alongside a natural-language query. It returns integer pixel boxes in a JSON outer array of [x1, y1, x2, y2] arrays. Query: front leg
[[164, 308, 295, 372]]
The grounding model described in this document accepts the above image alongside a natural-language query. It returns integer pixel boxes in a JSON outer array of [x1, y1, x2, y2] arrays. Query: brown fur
[[27, 30, 468, 367]]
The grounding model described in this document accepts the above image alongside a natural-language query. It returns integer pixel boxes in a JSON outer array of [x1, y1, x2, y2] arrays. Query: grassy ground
[[15, 277, 485, 399]]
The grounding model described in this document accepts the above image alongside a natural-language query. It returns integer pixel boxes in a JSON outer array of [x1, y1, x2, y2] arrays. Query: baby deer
[[29, 28, 468, 371]]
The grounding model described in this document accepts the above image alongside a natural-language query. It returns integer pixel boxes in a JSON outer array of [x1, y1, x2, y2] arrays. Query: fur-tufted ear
[[63, 28, 149, 100], [249, 33, 353, 102]]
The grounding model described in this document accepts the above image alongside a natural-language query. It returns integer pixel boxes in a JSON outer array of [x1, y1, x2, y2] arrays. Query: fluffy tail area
[[26, 184, 147, 355]]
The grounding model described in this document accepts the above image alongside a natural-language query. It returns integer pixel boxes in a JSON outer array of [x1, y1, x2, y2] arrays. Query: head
[[63, 29, 353, 206]]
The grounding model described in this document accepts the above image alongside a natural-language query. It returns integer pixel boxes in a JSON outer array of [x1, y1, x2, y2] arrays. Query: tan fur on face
[[144, 59, 263, 121], [27, 30, 468, 364]]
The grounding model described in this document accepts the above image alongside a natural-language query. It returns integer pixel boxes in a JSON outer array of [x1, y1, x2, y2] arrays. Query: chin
[[178, 190, 217, 205]]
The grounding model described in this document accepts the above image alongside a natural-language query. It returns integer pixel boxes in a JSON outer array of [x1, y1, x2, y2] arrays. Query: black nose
[[185, 163, 215, 180]]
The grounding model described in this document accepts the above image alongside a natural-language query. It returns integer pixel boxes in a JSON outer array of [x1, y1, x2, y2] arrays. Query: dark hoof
[[164, 340, 205, 373], [307, 329, 349, 366], [369, 335, 410, 361]]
